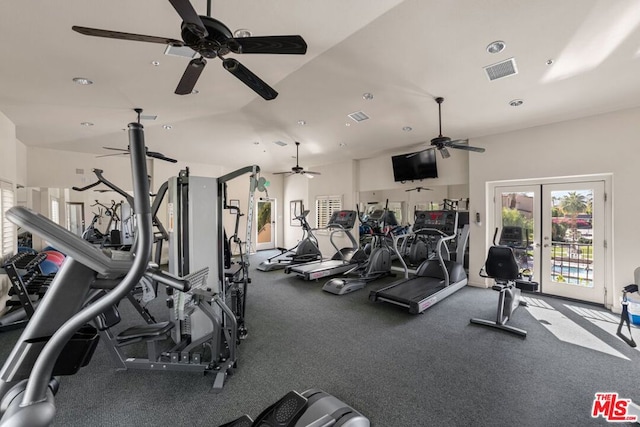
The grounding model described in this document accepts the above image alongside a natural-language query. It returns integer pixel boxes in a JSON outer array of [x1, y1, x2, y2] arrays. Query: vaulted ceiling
[[1, 0, 639, 173]]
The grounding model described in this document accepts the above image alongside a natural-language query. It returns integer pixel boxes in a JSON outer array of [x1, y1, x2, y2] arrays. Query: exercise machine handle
[[144, 267, 190, 293], [12, 122, 153, 420]]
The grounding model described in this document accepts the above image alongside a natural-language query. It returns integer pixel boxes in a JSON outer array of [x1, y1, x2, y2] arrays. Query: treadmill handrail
[[328, 224, 358, 260], [7, 207, 133, 278]]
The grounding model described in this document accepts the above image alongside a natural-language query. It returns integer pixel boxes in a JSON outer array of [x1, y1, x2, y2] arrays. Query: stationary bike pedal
[[252, 390, 308, 426], [218, 414, 253, 427]]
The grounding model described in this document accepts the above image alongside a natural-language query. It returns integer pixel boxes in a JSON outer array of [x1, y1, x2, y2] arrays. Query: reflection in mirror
[[358, 184, 469, 227]]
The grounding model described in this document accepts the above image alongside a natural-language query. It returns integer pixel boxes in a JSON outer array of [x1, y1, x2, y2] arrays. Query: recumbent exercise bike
[[470, 227, 538, 337]]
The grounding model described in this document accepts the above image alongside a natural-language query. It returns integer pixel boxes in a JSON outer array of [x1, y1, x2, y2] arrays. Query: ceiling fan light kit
[[72, 0, 307, 100]]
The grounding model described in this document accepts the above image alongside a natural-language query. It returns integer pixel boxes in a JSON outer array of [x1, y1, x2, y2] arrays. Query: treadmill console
[[327, 210, 357, 230], [413, 210, 458, 236]]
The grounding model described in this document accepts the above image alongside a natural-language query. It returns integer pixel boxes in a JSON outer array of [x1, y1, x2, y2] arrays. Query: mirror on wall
[[358, 184, 469, 227]]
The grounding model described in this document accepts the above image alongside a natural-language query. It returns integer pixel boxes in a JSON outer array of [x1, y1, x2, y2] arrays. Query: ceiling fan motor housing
[[430, 135, 451, 148], [181, 16, 233, 57]]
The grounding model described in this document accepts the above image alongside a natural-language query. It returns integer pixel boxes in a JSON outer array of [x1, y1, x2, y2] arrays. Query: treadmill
[[369, 210, 468, 314], [284, 210, 366, 281]]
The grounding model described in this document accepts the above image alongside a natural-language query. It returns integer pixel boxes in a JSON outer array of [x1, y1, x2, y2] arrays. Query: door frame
[[256, 197, 276, 251], [487, 174, 613, 307]]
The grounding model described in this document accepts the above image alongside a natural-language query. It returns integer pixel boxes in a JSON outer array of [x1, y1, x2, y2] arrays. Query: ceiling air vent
[[483, 57, 518, 81], [273, 141, 287, 147], [140, 114, 157, 121], [348, 111, 370, 122]]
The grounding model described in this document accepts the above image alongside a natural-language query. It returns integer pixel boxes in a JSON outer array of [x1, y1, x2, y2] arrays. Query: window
[[0, 180, 15, 257], [50, 197, 60, 225], [315, 195, 342, 229]]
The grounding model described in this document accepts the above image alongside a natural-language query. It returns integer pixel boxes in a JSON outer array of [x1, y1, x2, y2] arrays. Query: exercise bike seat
[[484, 246, 520, 282]]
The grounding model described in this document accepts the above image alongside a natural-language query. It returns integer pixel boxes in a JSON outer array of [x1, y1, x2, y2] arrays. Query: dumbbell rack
[[1, 252, 54, 331]]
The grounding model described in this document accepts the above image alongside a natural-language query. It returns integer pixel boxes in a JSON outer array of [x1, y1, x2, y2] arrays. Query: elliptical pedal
[[219, 414, 253, 427], [251, 390, 308, 426]]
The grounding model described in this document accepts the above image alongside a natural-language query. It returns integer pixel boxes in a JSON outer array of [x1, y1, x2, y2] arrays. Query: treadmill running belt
[[377, 277, 445, 305]]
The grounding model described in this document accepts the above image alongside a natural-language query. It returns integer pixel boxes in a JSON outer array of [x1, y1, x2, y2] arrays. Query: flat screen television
[[391, 149, 438, 182]]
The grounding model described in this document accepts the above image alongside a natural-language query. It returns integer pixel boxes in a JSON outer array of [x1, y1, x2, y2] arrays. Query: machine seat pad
[[224, 264, 243, 278], [116, 321, 174, 343]]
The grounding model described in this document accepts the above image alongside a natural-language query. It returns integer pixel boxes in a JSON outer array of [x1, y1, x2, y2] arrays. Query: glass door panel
[[494, 185, 540, 280], [541, 182, 605, 303], [256, 199, 275, 250]]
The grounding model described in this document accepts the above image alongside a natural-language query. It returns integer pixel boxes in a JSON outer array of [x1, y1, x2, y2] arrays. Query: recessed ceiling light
[[402, 126, 412, 132], [163, 124, 173, 130], [72, 77, 93, 85], [345, 123, 351, 127], [297, 120, 307, 126], [253, 141, 260, 145], [338, 142, 347, 147], [546, 59, 554, 65], [486, 40, 506, 54], [233, 29, 252, 38], [509, 99, 524, 107], [151, 60, 160, 66], [362, 92, 374, 100], [80, 122, 94, 126], [191, 89, 199, 94]]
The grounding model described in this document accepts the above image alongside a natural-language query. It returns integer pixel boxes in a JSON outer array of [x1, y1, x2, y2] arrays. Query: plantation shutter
[[50, 197, 60, 225], [0, 180, 15, 257], [315, 196, 342, 228]]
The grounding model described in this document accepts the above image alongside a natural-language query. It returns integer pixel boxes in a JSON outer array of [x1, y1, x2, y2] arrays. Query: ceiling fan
[[97, 109, 178, 163], [71, 0, 307, 100], [411, 97, 486, 159], [274, 142, 321, 178], [405, 187, 432, 193]]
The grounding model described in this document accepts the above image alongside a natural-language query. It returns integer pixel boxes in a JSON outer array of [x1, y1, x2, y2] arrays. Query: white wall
[[0, 112, 17, 185], [469, 106, 640, 310]]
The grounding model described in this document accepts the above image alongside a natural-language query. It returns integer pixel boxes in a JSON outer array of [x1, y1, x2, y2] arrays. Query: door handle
[[543, 243, 550, 248]]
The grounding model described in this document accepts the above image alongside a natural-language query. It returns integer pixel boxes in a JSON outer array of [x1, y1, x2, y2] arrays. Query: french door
[[494, 180, 606, 304], [256, 198, 276, 250]]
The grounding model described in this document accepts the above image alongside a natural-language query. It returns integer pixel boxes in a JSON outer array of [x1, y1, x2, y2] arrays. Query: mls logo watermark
[[592, 393, 638, 423]]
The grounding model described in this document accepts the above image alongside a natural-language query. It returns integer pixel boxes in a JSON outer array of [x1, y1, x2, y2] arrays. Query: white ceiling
[[1, 0, 640, 173]]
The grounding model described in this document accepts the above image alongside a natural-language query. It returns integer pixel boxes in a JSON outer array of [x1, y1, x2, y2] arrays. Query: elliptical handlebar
[[1, 122, 154, 425], [72, 168, 135, 206]]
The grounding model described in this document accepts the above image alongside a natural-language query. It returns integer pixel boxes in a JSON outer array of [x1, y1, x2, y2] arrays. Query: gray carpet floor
[[1, 249, 639, 426]]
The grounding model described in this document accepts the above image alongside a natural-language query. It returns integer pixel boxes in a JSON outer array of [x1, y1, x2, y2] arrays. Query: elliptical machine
[[257, 209, 321, 272], [322, 204, 394, 295], [470, 228, 537, 337]]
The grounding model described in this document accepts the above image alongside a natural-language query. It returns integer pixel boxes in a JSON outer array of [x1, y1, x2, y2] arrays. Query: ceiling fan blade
[[405, 148, 434, 158], [450, 144, 486, 153], [146, 151, 178, 163], [446, 139, 486, 153], [273, 171, 293, 175], [303, 171, 321, 176], [102, 147, 129, 152], [439, 147, 451, 159], [229, 35, 308, 54], [96, 153, 128, 158], [175, 57, 207, 95], [168, 0, 208, 37], [72, 26, 184, 46], [222, 58, 278, 100]]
